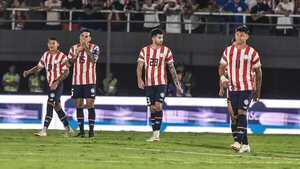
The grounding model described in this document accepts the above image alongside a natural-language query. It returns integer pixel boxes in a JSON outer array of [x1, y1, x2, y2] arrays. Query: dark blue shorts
[[47, 84, 63, 103], [145, 85, 167, 106], [71, 84, 96, 99], [228, 91, 253, 112]]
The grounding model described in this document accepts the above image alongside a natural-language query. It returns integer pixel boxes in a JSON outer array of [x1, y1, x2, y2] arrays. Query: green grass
[[0, 130, 300, 169]]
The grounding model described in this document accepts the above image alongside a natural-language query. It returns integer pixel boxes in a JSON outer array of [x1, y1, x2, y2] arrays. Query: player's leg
[[34, 88, 55, 136], [86, 98, 95, 137], [236, 91, 253, 153], [72, 85, 85, 137], [53, 85, 73, 136], [147, 85, 167, 142], [75, 98, 85, 137], [228, 91, 241, 150], [227, 99, 238, 143], [84, 85, 97, 138], [145, 86, 156, 141]]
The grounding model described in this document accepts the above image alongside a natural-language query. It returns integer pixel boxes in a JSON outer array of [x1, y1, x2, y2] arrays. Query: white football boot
[[34, 129, 47, 137], [146, 131, 160, 142], [231, 142, 241, 152], [64, 126, 75, 137], [239, 144, 251, 153]]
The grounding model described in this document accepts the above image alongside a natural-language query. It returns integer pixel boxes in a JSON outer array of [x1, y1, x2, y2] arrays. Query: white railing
[[4, 7, 300, 33]]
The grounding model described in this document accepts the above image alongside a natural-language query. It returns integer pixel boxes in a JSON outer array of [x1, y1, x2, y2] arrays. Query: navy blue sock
[[77, 108, 84, 133], [44, 103, 54, 128], [243, 129, 249, 145], [237, 114, 247, 144], [88, 108, 95, 132], [56, 109, 69, 127], [231, 122, 238, 142], [150, 112, 157, 131], [154, 111, 163, 131]]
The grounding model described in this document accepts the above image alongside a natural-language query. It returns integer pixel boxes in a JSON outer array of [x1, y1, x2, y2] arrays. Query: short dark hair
[[48, 37, 58, 41], [235, 25, 250, 35], [80, 28, 92, 36], [150, 28, 164, 37]]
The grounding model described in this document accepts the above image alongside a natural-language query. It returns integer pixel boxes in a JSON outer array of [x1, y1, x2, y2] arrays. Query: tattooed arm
[[253, 67, 262, 101], [23, 65, 43, 78], [50, 69, 70, 90], [168, 63, 183, 94], [82, 43, 100, 63]]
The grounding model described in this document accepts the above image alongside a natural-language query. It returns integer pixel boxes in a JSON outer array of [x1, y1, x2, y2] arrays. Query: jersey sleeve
[[38, 53, 46, 68], [91, 45, 100, 62], [61, 55, 69, 71], [137, 48, 145, 62], [219, 48, 228, 65], [68, 46, 76, 60], [251, 51, 262, 68], [166, 48, 174, 64]]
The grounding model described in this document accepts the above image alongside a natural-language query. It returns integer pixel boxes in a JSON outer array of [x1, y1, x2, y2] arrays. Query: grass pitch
[[0, 130, 299, 169]]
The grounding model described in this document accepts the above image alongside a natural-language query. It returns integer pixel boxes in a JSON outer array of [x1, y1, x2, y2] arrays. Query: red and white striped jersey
[[38, 51, 68, 87], [138, 45, 174, 86], [68, 43, 100, 85], [220, 45, 261, 91]]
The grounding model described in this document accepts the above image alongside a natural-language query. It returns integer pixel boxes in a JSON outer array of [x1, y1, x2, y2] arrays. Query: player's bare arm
[[136, 60, 145, 89], [168, 63, 183, 94], [218, 64, 228, 96], [23, 65, 43, 78], [50, 69, 70, 90], [253, 66, 262, 101], [82, 42, 100, 63]]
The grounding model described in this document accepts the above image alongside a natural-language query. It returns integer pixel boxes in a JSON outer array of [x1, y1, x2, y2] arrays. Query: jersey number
[[79, 55, 85, 64], [149, 58, 159, 67]]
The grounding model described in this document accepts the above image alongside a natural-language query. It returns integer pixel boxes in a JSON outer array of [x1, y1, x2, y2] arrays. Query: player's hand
[[220, 75, 229, 89], [23, 70, 30, 78], [82, 41, 89, 50], [218, 87, 225, 97], [76, 46, 84, 55], [253, 90, 261, 102], [50, 81, 59, 90], [138, 79, 145, 89], [175, 82, 184, 95]]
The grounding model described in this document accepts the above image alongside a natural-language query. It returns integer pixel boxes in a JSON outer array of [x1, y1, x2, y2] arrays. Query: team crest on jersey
[[50, 93, 55, 98], [91, 88, 95, 93], [160, 92, 165, 98], [54, 60, 59, 64], [159, 53, 164, 58], [243, 99, 250, 106], [243, 55, 250, 60]]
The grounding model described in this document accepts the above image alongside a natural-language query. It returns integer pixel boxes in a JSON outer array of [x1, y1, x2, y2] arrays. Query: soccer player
[[136, 28, 183, 142], [67, 29, 100, 138], [218, 25, 262, 153], [219, 38, 238, 144], [23, 37, 73, 137]]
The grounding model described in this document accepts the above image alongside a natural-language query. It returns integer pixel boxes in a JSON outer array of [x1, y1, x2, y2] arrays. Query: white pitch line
[[1, 143, 300, 162], [0, 157, 299, 165], [121, 147, 300, 162]]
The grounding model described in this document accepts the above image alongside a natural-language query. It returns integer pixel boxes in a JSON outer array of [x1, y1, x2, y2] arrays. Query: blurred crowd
[[0, 0, 300, 35], [1, 64, 193, 96]]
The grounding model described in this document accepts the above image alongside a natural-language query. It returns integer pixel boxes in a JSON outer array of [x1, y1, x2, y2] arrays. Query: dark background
[[0, 31, 299, 98]]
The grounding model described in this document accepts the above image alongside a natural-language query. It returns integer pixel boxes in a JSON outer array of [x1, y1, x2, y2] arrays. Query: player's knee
[[238, 109, 247, 116], [86, 99, 95, 109], [47, 100, 55, 107], [76, 99, 84, 108], [154, 102, 162, 112], [54, 103, 61, 111], [150, 105, 156, 112], [231, 115, 238, 124]]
